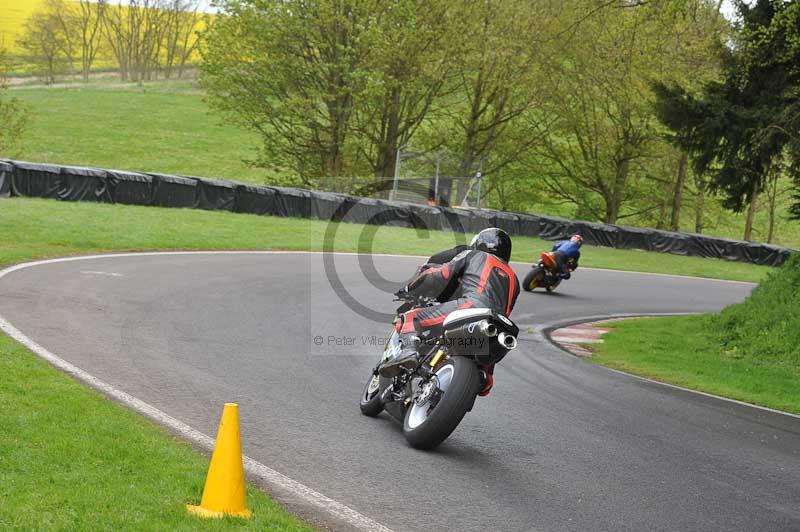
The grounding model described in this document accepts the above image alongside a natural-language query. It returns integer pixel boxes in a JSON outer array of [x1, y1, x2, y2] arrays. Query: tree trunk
[[656, 178, 671, 230], [605, 158, 629, 224], [375, 86, 401, 179], [767, 192, 776, 244], [767, 171, 779, 244], [670, 152, 687, 231], [743, 182, 760, 241], [694, 174, 706, 233]]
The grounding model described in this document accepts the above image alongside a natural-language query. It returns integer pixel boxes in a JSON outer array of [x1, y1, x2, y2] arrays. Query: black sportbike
[[359, 295, 518, 450]]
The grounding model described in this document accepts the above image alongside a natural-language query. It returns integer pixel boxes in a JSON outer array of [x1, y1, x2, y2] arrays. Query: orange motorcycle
[[522, 251, 569, 293]]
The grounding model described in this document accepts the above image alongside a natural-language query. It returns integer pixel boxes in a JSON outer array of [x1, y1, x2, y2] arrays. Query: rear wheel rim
[[406, 364, 454, 429]]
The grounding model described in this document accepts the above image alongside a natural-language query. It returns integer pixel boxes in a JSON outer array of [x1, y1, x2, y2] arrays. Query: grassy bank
[[0, 197, 773, 282], [591, 255, 800, 414], [591, 316, 799, 413], [0, 334, 311, 531], [11, 80, 267, 182]]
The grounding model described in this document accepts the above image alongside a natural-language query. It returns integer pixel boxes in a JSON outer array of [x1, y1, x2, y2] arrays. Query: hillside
[[5, 77, 800, 249], [0, 0, 39, 54], [713, 253, 800, 362]]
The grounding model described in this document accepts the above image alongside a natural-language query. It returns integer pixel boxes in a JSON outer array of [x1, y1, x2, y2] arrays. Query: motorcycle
[[522, 252, 566, 293], [359, 295, 519, 450]]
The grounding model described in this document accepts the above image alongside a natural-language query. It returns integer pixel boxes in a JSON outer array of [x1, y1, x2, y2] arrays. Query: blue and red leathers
[[550, 240, 581, 279]]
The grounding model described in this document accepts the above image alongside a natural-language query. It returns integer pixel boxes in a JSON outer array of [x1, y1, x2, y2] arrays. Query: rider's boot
[[478, 363, 495, 396]]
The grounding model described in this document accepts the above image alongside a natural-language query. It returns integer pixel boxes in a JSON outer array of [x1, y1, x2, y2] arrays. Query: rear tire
[[402, 357, 481, 450], [523, 266, 545, 292], [359, 373, 385, 417]]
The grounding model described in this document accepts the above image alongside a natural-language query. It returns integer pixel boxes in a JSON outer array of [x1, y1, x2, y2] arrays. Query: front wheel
[[523, 266, 545, 292], [359, 372, 385, 417], [403, 356, 481, 450]]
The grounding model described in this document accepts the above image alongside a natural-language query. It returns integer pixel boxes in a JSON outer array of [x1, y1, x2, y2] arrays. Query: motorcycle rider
[[386, 228, 520, 396], [542, 234, 583, 280]]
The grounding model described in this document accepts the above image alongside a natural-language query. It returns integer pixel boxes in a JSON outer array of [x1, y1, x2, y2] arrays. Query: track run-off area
[[1, 251, 798, 532]]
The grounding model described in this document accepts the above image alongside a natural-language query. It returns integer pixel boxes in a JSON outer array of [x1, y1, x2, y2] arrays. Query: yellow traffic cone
[[187, 403, 252, 519]]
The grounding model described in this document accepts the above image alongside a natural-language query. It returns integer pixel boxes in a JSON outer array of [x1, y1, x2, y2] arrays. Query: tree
[[201, 0, 382, 182], [351, 0, 453, 181], [655, 1, 800, 230], [20, 4, 72, 84], [531, 2, 670, 224], [162, 0, 205, 79], [0, 43, 28, 154], [36, 0, 108, 82], [73, 0, 107, 82], [103, 0, 171, 83], [437, 0, 560, 205]]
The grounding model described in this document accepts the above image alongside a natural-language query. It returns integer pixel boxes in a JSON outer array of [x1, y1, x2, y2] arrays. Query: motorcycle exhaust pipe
[[477, 320, 497, 337], [498, 332, 517, 350]]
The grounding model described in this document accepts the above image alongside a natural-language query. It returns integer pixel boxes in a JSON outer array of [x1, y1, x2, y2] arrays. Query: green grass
[[591, 255, 800, 414], [0, 334, 312, 531], [591, 315, 800, 414], [10, 80, 270, 182], [0, 197, 773, 282]]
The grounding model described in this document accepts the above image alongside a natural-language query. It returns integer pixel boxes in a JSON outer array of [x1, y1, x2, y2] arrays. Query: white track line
[[0, 252, 393, 532]]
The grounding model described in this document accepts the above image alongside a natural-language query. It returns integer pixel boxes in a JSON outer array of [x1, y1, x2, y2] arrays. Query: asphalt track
[[1, 252, 798, 532]]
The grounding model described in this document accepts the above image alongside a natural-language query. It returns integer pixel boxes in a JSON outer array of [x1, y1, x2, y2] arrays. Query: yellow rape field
[[0, 0, 41, 53], [1, 0, 207, 74]]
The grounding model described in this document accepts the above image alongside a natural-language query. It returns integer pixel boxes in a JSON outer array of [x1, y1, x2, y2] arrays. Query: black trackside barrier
[[649, 229, 690, 255], [58, 165, 111, 202], [750, 242, 789, 266], [467, 209, 498, 234], [374, 198, 442, 229], [578, 221, 619, 248], [337, 196, 387, 224], [615, 225, 655, 251], [197, 178, 237, 211], [536, 215, 574, 241], [409, 203, 447, 231], [0, 161, 12, 198], [309, 190, 348, 220], [236, 184, 278, 215], [273, 186, 313, 218], [4, 159, 794, 266], [517, 214, 543, 238], [9, 160, 62, 198], [106, 169, 154, 205], [149, 173, 197, 208], [488, 211, 524, 236]]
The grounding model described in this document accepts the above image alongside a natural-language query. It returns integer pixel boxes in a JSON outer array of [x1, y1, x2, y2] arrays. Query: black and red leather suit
[[398, 248, 521, 336]]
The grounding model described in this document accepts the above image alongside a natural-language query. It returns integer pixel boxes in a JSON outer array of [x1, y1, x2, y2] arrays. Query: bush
[[712, 253, 800, 365]]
